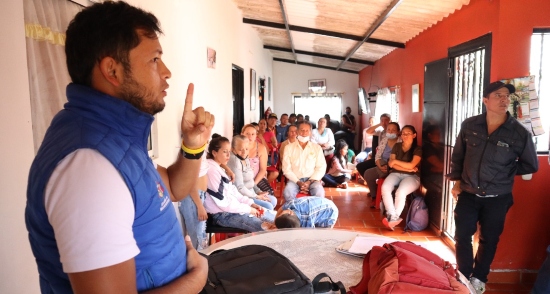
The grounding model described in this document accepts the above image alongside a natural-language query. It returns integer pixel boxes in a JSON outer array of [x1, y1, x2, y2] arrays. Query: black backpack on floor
[[200, 244, 345, 294]]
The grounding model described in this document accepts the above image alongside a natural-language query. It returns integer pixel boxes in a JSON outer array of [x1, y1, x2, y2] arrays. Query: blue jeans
[[283, 177, 325, 202], [454, 192, 513, 283], [322, 174, 349, 187], [267, 152, 279, 167], [178, 190, 208, 250], [532, 245, 550, 294], [381, 172, 420, 218], [211, 212, 265, 232], [253, 195, 277, 210], [355, 148, 372, 163], [260, 209, 276, 223]]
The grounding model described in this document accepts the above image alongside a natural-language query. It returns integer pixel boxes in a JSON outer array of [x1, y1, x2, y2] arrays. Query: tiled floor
[[272, 180, 536, 293], [322, 182, 457, 264]]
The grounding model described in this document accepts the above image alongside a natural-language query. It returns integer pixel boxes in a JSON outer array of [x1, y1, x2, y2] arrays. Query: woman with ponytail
[[203, 134, 274, 232]]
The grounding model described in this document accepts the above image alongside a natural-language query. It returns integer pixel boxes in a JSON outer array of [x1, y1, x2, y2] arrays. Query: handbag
[[348, 241, 469, 293], [201, 245, 345, 294], [256, 177, 275, 195]]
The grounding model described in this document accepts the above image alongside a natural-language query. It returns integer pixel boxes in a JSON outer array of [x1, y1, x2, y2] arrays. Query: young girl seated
[[227, 135, 277, 210], [203, 134, 274, 232], [380, 125, 422, 230], [322, 139, 353, 189]]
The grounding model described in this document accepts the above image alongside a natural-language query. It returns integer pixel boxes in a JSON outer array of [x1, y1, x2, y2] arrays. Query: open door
[[232, 65, 244, 136], [422, 58, 449, 232]]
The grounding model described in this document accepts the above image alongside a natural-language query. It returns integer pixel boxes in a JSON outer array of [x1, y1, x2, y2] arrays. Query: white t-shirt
[[45, 148, 139, 273], [199, 152, 209, 177]]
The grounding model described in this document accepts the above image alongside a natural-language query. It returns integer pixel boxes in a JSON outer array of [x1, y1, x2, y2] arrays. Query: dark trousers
[[356, 158, 376, 178], [345, 132, 355, 151], [454, 191, 513, 282], [322, 174, 348, 187]]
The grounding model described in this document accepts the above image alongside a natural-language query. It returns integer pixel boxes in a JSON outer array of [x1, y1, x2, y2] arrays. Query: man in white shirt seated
[[282, 122, 327, 201]]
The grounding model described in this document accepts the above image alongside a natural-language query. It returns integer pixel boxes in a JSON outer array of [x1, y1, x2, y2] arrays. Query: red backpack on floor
[[348, 241, 469, 294]]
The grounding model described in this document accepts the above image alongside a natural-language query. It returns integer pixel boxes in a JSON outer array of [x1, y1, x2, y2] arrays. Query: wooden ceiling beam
[[243, 18, 405, 49], [273, 58, 360, 74], [278, 0, 297, 64], [337, 0, 404, 70], [265, 45, 374, 65]]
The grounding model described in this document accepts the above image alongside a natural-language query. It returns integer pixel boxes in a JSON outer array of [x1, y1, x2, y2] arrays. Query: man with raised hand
[[26, 2, 210, 293]]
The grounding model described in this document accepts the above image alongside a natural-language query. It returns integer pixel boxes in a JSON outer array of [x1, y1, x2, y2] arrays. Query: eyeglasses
[[493, 93, 511, 99], [401, 132, 414, 136]]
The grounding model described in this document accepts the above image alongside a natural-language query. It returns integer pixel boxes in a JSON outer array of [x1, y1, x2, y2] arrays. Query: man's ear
[[97, 57, 125, 87]]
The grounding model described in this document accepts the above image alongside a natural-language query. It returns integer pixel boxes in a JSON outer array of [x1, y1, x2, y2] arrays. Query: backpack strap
[[312, 273, 346, 294]]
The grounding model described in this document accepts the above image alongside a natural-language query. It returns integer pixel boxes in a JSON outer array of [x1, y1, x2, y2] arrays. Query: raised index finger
[[183, 83, 194, 113]]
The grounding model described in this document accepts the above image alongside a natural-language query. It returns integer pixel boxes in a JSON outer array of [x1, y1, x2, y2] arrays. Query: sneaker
[[382, 216, 401, 231], [469, 277, 486, 294], [388, 217, 402, 229], [382, 218, 393, 230]]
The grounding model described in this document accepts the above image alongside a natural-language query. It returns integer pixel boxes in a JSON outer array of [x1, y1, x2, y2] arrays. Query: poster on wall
[[503, 75, 543, 136]]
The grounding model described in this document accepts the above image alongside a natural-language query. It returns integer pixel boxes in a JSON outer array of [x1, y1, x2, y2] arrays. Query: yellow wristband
[[181, 141, 207, 155]]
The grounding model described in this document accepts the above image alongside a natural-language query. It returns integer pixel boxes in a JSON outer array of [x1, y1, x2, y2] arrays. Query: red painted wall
[[359, 0, 550, 270]]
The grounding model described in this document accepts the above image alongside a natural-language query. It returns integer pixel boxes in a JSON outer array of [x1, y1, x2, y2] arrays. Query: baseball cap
[[483, 81, 516, 98], [268, 113, 278, 119]]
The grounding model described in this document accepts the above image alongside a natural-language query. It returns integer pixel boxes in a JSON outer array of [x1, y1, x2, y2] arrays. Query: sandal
[[337, 183, 348, 189]]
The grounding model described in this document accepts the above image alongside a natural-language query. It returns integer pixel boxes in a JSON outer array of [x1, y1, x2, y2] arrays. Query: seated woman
[[258, 118, 279, 169], [203, 134, 274, 232], [227, 135, 277, 210], [355, 116, 375, 163], [363, 122, 401, 202], [322, 139, 353, 189], [311, 117, 335, 156], [258, 119, 277, 153], [380, 125, 422, 230], [241, 124, 276, 195]]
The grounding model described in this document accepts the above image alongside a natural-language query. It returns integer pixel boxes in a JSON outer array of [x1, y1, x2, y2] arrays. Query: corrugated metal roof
[[234, 0, 470, 73]]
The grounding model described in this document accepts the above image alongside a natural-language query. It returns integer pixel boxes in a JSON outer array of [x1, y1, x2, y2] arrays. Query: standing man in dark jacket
[[447, 81, 539, 293]]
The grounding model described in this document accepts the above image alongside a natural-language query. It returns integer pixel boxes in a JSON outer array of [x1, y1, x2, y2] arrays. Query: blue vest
[[26, 84, 186, 293]]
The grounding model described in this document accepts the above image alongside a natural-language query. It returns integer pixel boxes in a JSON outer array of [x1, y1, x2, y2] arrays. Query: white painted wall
[[131, 0, 274, 167], [0, 0, 272, 291], [272, 61, 359, 119], [0, 0, 40, 293]]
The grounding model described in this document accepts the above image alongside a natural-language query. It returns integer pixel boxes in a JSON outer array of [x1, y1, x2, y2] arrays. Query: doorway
[[422, 33, 491, 239], [443, 33, 491, 239], [232, 65, 244, 136], [259, 77, 265, 119]]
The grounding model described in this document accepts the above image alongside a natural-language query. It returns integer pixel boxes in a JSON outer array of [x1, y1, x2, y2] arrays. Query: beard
[[119, 71, 165, 115]]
